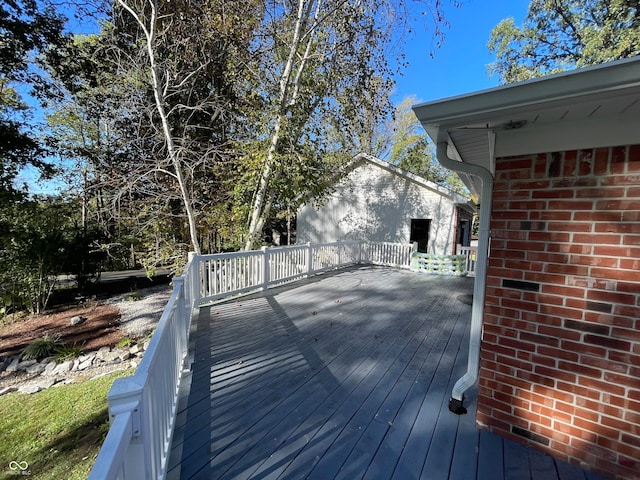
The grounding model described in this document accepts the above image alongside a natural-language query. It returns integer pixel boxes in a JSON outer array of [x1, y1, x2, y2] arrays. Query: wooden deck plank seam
[[170, 270, 452, 476], [205, 278, 456, 476]]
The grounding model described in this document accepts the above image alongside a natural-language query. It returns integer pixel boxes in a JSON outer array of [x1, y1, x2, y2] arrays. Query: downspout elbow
[[435, 143, 493, 187], [435, 142, 493, 415]]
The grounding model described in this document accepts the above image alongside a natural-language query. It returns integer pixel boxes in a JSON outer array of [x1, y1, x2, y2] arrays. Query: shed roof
[[348, 152, 471, 206], [412, 56, 640, 198]]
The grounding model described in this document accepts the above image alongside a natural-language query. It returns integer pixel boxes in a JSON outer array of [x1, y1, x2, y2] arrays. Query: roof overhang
[[412, 56, 640, 198]]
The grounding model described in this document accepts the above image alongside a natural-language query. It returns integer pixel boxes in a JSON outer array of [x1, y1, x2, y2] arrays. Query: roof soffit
[[413, 57, 640, 171]]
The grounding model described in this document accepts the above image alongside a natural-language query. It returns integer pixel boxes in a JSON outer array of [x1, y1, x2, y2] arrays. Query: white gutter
[[435, 142, 493, 415]]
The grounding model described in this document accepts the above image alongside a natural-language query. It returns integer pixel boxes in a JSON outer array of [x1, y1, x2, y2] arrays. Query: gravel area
[[108, 285, 173, 337], [0, 285, 174, 391]]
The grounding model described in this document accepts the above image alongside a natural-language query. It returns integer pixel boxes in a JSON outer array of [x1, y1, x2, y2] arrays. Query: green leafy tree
[[379, 97, 468, 195], [488, 0, 640, 83], [0, 0, 66, 197], [108, 0, 263, 255], [45, 1, 259, 260], [243, 0, 457, 249], [0, 197, 103, 314]]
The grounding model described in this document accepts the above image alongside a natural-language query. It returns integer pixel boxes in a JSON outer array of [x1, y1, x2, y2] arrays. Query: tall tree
[[488, 0, 640, 83], [99, 0, 261, 255], [381, 97, 467, 195], [0, 0, 66, 197], [243, 0, 456, 250]]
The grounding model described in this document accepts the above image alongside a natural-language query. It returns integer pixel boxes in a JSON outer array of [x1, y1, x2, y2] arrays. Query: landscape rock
[[79, 352, 97, 364], [70, 315, 87, 326], [37, 378, 56, 390], [5, 357, 20, 373], [96, 347, 112, 362], [117, 350, 132, 362], [51, 360, 73, 376], [17, 359, 37, 371], [100, 350, 123, 364], [0, 386, 18, 396], [42, 361, 57, 376], [26, 363, 46, 375], [77, 359, 93, 371], [18, 384, 42, 394]]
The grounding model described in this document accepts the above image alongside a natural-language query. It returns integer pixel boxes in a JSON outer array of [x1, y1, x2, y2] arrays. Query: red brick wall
[[477, 145, 640, 479]]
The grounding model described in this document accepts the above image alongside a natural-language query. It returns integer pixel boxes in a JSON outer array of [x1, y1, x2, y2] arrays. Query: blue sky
[[24, 0, 532, 194], [393, 0, 531, 104]]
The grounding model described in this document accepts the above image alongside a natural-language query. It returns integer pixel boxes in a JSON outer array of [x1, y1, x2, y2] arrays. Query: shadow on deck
[[166, 266, 606, 480]]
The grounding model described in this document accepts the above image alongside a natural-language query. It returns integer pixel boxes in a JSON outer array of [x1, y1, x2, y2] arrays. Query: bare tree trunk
[[117, 0, 201, 255]]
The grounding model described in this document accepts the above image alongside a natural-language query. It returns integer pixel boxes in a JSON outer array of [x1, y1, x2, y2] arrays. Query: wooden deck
[[167, 266, 607, 480]]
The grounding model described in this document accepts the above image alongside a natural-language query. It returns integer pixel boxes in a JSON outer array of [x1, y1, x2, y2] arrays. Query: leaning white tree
[[243, 0, 455, 250], [110, 0, 258, 256], [115, 0, 201, 253]]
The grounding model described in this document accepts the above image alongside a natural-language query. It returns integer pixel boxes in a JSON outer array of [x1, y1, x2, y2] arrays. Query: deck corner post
[[107, 377, 147, 478], [306, 242, 313, 277], [410, 242, 418, 269], [172, 276, 189, 359], [262, 246, 270, 290], [187, 251, 200, 307]]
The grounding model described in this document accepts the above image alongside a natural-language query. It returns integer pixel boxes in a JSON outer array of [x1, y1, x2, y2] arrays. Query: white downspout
[[435, 142, 493, 415]]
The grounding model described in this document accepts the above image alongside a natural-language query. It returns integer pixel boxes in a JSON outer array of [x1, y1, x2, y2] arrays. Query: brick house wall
[[477, 144, 640, 479]]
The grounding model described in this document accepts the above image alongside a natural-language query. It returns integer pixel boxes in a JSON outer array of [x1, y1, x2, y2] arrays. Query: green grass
[[0, 369, 132, 480]]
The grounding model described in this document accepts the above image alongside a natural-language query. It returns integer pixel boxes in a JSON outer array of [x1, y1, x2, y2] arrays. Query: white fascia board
[[495, 111, 640, 157]]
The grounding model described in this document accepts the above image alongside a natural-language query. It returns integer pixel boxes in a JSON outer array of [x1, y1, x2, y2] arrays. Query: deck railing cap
[[107, 376, 144, 403]]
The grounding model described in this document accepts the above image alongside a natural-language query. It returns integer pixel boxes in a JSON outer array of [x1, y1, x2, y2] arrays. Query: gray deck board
[[167, 266, 608, 480]]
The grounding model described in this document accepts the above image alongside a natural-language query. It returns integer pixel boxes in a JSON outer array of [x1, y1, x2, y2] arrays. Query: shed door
[[458, 219, 471, 247], [410, 219, 431, 253]]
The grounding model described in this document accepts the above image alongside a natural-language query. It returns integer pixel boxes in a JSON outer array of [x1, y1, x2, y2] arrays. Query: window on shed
[[410, 219, 431, 253]]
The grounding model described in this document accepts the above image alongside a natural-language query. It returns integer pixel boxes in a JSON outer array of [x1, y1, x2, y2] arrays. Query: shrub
[[116, 337, 133, 348], [125, 290, 141, 302], [21, 334, 63, 360], [54, 342, 84, 361]]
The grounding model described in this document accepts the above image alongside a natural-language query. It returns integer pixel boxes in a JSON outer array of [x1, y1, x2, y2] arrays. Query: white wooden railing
[[197, 241, 414, 303], [458, 245, 478, 276], [88, 241, 414, 480]]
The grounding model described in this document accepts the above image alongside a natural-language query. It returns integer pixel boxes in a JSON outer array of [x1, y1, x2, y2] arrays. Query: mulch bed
[[0, 304, 124, 359]]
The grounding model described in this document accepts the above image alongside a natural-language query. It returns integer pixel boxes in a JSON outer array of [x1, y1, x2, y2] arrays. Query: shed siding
[[297, 161, 457, 254], [477, 144, 640, 479]]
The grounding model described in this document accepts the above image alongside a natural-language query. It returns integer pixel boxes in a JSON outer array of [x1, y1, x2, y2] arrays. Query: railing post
[[187, 251, 200, 308], [410, 242, 418, 269], [106, 377, 146, 478], [337, 240, 341, 266], [262, 246, 270, 290], [172, 276, 190, 366], [306, 242, 313, 276]]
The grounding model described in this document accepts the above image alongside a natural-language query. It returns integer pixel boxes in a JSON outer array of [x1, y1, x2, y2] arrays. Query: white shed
[[296, 153, 473, 255]]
